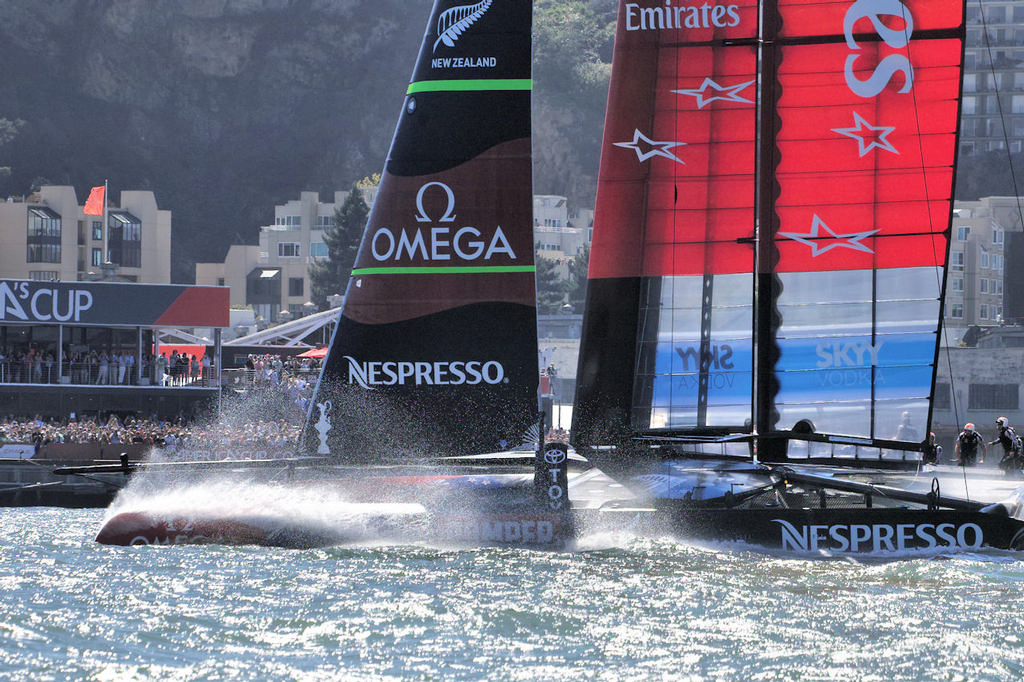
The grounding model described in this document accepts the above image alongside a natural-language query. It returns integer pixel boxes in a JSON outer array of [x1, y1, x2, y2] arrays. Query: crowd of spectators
[[0, 347, 211, 386], [0, 352, 324, 456], [0, 413, 301, 449], [0, 347, 323, 390]]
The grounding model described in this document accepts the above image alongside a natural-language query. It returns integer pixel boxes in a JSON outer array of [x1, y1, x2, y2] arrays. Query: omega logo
[[415, 181, 456, 223], [370, 182, 516, 263]]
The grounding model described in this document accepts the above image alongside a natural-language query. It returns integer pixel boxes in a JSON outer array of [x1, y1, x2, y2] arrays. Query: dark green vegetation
[[308, 184, 368, 310], [0, 0, 615, 283], [2, 0, 1003, 285]]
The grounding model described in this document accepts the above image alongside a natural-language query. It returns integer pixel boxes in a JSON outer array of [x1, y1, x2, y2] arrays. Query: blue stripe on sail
[[648, 340, 754, 427], [776, 363, 935, 403], [775, 333, 937, 372]]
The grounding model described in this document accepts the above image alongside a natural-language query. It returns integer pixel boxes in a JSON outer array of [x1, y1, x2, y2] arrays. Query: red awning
[[297, 347, 328, 358]]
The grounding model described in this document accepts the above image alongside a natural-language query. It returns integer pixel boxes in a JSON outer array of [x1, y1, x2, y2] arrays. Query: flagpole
[[102, 179, 108, 270]]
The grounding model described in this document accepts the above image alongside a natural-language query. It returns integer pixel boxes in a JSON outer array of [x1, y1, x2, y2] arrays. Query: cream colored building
[[0, 185, 171, 283], [534, 195, 591, 279], [196, 189, 378, 326], [945, 196, 1020, 341]]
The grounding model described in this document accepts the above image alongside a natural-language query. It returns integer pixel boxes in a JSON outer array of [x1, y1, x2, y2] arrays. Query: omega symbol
[[415, 182, 457, 223]]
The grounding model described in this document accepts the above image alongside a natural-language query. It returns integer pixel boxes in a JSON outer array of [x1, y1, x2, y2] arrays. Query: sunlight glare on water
[[3, 508, 1024, 681]]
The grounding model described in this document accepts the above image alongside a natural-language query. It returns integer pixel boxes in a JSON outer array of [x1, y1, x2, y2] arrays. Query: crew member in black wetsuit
[[922, 432, 941, 465], [989, 416, 1021, 476], [955, 423, 985, 467]]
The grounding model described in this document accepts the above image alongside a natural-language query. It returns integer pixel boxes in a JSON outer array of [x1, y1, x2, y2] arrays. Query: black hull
[[92, 459, 575, 550], [646, 506, 1024, 554]]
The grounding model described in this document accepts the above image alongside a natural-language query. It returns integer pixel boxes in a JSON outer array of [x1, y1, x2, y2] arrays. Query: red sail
[[588, 0, 760, 280], [773, 1, 962, 274], [574, 0, 965, 457]]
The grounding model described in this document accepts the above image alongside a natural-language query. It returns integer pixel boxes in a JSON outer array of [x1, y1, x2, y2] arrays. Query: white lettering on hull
[[775, 519, 984, 553]]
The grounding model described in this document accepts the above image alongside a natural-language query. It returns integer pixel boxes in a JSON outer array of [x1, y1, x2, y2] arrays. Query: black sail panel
[[302, 0, 537, 461]]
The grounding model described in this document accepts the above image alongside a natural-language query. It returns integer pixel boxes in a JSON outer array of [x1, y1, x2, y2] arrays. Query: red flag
[[83, 185, 105, 216]]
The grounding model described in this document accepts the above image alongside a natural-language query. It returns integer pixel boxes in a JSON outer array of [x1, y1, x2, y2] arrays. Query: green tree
[[532, 0, 616, 207], [536, 251, 567, 314], [565, 242, 590, 314], [308, 186, 368, 310], [0, 118, 24, 179]]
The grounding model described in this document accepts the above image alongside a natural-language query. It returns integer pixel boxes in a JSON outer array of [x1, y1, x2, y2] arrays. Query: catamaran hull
[[653, 507, 1024, 555], [93, 465, 576, 550], [95, 507, 573, 550], [96, 510, 355, 549]]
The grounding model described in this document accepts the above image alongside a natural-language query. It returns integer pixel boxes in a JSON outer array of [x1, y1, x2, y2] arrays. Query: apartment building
[[533, 194, 591, 279], [962, 2, 1024, 155], [196, 188, 377, 326], [0, 185, 171, 283]]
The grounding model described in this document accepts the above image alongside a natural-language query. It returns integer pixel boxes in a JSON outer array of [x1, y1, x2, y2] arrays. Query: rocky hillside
[[0, 0, 614, 282]]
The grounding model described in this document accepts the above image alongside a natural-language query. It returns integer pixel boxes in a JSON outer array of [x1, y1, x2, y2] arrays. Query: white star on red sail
[[778, 215, 879, 256], [831, 112, 899, 156], [613, 129, 686, 164], [673, 78, 755, 108]]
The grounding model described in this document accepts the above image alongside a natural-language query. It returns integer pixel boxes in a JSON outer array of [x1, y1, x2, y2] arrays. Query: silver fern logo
[[433, 0, 492, 52]]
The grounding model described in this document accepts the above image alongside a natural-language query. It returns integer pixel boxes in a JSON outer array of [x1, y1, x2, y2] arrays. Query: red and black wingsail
[[573, 0, 964, 463], [302, 0, 537, 461]]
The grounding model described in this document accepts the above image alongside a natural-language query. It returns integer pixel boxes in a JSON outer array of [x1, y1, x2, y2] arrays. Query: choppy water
[[3, 507, 1024, 681]]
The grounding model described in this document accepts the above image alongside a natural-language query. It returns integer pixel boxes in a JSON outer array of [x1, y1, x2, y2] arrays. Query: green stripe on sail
[[406, 79, 532, 94], [352, 265, 535, 275]]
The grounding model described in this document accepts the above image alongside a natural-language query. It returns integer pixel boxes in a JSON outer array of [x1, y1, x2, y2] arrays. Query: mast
[[753, 0, 782, 460]]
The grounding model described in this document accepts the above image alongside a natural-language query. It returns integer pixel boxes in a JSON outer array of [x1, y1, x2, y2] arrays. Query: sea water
[[3, 507, 1024, 682]]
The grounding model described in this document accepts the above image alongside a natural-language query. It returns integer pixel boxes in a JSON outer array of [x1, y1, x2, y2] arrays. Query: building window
[[288, 277, 304, 297], [27, 207, 62, 264], [27, 244, 61, 263], [951, 252, 964, 271], [92, 221, 102, 240], [934, 383, 951, 410], [995, 229, 1004, 245], [108, 211, 142, 268], [981, 250, 990, 269], [980, 278, 989, 294], [980, 303, 989, 319], [962, 97, 976, 115], [28, 271, 58, 281], [278, 243, 301, 258], [217, 278, 225, 287], [951, 277, 964, 293], [310, 242, 328, 258], [950, 303, 964, 319], [92, 248, 102, 266], [957, 226, 970, 241], [315, 215, 332, 229], [968, 384, 1019, 411]]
